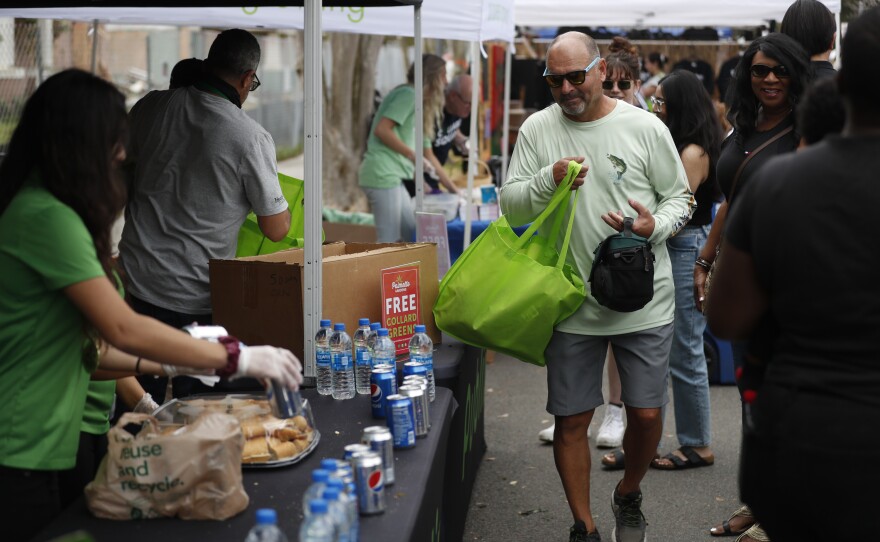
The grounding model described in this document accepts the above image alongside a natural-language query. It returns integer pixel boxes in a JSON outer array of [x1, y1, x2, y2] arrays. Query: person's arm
[[115, 376, 155, 411], [694, 200, 727, 312], [704, 239, 767, 339], [64, 277, 303, 390], [680, 144, 710, 193], [257, 208, 291, 242], [423, 148, 460, 195], [374, 117, 416, 162]]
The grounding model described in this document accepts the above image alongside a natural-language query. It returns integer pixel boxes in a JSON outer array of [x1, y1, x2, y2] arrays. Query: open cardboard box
[[209, 242, 440, 361]]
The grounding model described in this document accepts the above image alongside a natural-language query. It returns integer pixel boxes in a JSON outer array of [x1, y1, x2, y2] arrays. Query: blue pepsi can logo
[[368, 469, 383, 492]]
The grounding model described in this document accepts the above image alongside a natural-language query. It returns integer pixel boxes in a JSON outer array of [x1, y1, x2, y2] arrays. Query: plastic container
[[315, 319, 333, 395], [299, 500, 335, 542], [302, 469, 331, 515], [244, 508, 288, 542], [353, 318, 372, 395], [422, 193, 460, 221], [372, 329, 397, 391], [408, 325, 435, 401], [365, 322, 382, 356], [330, 323, 355, 400]]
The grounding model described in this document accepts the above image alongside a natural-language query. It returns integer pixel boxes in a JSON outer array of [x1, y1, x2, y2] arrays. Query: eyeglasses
[[543, 57, 600, 88], [651, 96, 665, 110], [602, 79, 633, 91], [249, 72, 261, 92], [749, 64, 790, 79]]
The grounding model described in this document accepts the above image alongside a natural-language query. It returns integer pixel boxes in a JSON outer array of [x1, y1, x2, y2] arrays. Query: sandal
[[651, 446, 715, 470], [600, 449, 659, 471], [710, 506, 755, 537], [735, 524, 770, 542]]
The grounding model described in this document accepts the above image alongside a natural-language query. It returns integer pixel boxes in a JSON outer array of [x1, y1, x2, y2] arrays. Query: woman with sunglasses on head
[[697, 33, 811, 542], [647, 70, 723, 473], [603, 37, 649, 110]]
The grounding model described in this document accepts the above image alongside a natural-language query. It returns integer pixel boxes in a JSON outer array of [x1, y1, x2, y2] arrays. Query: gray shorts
[[545, 323, 673, 415]]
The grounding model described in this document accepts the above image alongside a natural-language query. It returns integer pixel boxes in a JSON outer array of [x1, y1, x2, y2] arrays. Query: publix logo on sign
[[242, 6, 366, 23]]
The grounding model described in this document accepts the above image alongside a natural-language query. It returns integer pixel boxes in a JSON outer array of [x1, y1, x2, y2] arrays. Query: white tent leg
[[90, 19, 98, 74], [414, 4, 424, 213], [303, 0, 323, 382], [463, 40, 480, 250], [501, 43, 511, 185]]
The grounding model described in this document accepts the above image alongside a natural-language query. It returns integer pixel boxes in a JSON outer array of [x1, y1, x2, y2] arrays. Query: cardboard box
[[209, 242, 440, 362], [322, 221, 377, 243]]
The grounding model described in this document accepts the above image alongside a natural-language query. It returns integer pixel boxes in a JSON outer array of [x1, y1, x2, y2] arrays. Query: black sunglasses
[[543, 57, 600, 88], [602, 79, 633, 91], [249, 72, 261, 92], [750, 64, 790, 79]]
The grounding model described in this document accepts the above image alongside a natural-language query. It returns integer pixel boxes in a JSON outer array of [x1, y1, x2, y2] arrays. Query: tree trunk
[[322, 33, 384, 212]]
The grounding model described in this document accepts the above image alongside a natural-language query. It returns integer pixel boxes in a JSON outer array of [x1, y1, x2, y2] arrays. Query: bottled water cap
[[370, 322, 381, 330], [322, 487, 341, 501], [320, 459, 340, 471], [311, 469, 330, 483], [414, 325, 426, 333], [309, 499, 329, 514], [358, 318, 370, 326], [256, 508, 277, 525], [334, 323, 346, 331], [326, 478, 344, 489], [320, 319, 331, 327], [378, 328, 389, 336]]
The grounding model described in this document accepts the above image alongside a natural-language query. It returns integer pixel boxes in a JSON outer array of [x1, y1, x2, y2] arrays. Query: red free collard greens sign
[[381, 264, 421, 355]]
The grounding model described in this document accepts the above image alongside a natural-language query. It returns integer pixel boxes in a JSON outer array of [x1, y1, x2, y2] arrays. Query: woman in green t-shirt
[[0, 69, 304, 541]]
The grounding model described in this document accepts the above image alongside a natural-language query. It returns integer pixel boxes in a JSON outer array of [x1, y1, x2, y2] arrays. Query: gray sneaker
[[611, 485, 647, 542], [570, 521, 601, 542]]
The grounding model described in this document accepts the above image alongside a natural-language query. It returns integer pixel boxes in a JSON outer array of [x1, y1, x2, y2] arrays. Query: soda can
[[402, 377, 431, 428], [370, 368, 396, 419], [373, 363, 398, 392], [385, 394, 416, 449], [362, 425, 394, 485], [266, 381, 303, 419], [350, 451, 386, 515], [403, 361, 428, 379], [343, 443, 371, 461], [402, 375, 427, 387], [398, 385, 429, 438]]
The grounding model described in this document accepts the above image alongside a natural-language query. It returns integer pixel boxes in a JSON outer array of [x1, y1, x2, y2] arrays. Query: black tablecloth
[[33, 388, 455, 542]]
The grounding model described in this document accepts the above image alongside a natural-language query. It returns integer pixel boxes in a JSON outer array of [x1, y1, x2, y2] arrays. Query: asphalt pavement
[[462, 352, 743, 542]]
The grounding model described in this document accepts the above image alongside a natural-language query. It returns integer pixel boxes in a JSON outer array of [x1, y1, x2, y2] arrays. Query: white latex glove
[[133, 392, 160, 414], [236, 345, 303, 391], [162, 363, 216, 378]]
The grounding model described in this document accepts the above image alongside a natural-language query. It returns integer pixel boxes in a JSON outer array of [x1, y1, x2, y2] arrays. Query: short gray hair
[[546, 31, 600, 63], [206, 28, 261, 78]]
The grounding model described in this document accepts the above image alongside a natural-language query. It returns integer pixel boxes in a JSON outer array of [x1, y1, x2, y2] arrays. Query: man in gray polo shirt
[[120, 28, 290, 399]]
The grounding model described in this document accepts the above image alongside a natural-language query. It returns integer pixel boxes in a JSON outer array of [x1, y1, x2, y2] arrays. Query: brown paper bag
[[85, 411, 249, 520]]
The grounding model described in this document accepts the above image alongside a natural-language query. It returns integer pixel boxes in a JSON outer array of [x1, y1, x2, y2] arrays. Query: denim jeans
[[666, 225, 712, 447], [363, 184, 416, 243]]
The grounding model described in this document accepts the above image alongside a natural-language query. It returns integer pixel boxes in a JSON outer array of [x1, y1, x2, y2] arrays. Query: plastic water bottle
[[373, 328, 398, 393], [321, 487, 352, 542], [244, 508, 289, 542], [353, 318, 372, 395], [315, 319, 333, 395], [327, 478, 359, 542], [408, 325, 435, 401], [302, 469, 331, 515], [299, 499, 335, 542], [330, 323, 355, 400], [366, 322, 381, 355]]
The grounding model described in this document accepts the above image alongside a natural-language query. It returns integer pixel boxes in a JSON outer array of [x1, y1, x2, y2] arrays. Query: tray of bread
[[152, 394, 319, 468]]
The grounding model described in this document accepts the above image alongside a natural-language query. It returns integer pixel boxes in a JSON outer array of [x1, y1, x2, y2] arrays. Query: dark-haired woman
[[696, 34, 811, 541], [0, 69, 302, 540], [641, 51, 668, 101], [603, 36, 648, 109], [649, 70, 722, 472]]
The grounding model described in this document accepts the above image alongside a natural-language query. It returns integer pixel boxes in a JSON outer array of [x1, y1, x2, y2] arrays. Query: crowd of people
[[499, 1, 879, 542]]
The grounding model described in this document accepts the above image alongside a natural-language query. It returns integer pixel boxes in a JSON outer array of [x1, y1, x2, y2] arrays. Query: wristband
[[135, 357, 143, 374], [695, 257, 713, 271], [215, 336, 241, 378]]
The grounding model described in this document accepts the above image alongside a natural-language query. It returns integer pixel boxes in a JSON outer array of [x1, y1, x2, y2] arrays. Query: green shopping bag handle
[[513, 161, 582, 269]]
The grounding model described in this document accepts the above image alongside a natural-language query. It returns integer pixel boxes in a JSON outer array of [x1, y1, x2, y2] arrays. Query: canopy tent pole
[[89, 19, 98, 73], [302, 0, 323, 383], [413, 3, 424, 214], [462, 40, 480, 250], [500, 43, 511, 185]]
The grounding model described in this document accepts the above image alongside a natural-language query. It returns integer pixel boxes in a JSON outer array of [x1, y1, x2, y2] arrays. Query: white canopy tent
[[1, 0, 515, 380]]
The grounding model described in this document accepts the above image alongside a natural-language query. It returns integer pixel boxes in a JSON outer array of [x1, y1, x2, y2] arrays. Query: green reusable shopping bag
[[433, 161, 586, 366]]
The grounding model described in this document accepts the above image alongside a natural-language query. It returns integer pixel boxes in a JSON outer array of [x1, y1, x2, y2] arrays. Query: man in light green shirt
[[500, 32, 693, 542]]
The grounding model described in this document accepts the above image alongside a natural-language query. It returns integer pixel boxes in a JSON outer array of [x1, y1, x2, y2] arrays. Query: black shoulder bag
[[588, 217, 656, 312]]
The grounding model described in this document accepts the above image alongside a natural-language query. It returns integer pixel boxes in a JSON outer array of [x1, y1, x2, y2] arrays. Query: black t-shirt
[[689, 167, 721, 227], [673, 59, 716, 96], [716, 115, 798, 203], [717, 55, 741, 104], [725, 135, 880, 403], [432, 110, 464, 165], [811, 60, 837, 80]]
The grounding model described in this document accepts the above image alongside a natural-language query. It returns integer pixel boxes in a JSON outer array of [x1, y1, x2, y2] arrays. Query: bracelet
[[135, 357, 143, 374], [695, 257, 713, 271], [215, 336, 241, 378]]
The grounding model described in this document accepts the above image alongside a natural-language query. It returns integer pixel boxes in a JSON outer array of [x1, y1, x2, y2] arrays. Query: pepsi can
[[266, 381, 303, 419], [385, 394, 416, 449], [362, 425, 394, 485], [350, 451, 386, 515], [402, 377, 431, 428], [403, 361, 429, 379], [373, 363, 398, 393], [399, 385, 429, 438], [343, 443, 371, 461], [371, 368, 396, 419]]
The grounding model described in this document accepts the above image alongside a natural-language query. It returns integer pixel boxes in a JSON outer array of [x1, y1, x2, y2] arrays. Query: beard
[[557, 90, 586, 116]]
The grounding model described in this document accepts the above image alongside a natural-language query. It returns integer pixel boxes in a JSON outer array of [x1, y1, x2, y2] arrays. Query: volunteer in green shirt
[[0, 70, 304, 541], [359, 53, 457, 242]]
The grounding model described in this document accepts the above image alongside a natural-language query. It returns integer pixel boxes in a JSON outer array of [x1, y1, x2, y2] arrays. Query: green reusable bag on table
[[433, 161, 586, 366]]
